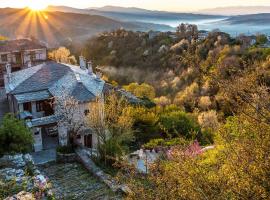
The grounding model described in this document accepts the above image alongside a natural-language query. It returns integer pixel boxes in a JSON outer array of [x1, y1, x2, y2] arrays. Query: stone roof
[[5, 61, 105, 103], [26, 115, 59, 128], [14, 90, 52, 104], [0, 39, 46, 53]]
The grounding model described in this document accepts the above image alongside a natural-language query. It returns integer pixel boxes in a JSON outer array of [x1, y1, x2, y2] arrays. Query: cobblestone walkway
[[39, 162, 121, 200]]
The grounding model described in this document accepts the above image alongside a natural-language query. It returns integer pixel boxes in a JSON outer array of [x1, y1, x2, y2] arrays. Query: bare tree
[[55, 90, 86, 146]]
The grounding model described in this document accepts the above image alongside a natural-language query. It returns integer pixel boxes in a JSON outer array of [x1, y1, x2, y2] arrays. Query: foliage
[[49, 47, 77, 64], [55, 92, 86, 146], [123, 66, 270, 199], [198, 110, 219, 131], [0, 179, 27, 199], [198, 96, 212, 110], [0, 35, 8, 41], [123, 82, 156, 99], [159, 110, 199, 138], [143, 137, 189, 149], [256, 34, 268, 45], [87, 92, 134, 166], [56, 145, 74, 154], [129, 106, 160, 146], [0, 114, 33, 156]]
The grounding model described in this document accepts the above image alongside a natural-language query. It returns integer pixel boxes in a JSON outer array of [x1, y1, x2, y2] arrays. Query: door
[[84, 134, 92, 148]]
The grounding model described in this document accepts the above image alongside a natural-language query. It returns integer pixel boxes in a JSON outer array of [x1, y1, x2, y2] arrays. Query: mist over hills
[[223, 13, 270, 25], [197, 6, 270, 16], [0, 5, 269, 47], [46, 5, 224, 23]]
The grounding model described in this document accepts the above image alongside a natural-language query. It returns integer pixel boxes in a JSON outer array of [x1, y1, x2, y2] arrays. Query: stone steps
[[39, 162, 121, 200]]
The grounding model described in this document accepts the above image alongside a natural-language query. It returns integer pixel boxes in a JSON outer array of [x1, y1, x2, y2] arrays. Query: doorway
[[84, 134, 92, 148], [42, 126, 59, 150]]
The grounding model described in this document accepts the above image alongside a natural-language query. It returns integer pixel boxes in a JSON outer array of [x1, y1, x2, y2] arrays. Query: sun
[[27, 1, 48, 11]]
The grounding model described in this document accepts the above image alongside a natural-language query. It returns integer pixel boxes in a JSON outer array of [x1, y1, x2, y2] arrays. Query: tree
[[48, 47, 77, 65], [154, 96, 171, 108], [124, 83, 156, 99], [0, 35, 8, 41], [0, 114, 33, 156], [159, 111, 199, 139], [198, 96, 212, 111], [198, 110, 219, 131], [87, 92, 134, 165], [256, 34, 268, 45], [55, 91, 86, 147]]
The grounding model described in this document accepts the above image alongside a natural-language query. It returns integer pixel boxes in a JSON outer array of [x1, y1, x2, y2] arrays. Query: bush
[[143, 137, 188, 149], [159, 111, 200, 138], [56, 145, 74, 154], [0, 114, 33, 156]]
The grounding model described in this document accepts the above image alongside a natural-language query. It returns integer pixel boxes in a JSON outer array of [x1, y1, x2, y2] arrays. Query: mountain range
[[46, 5, 224, 22], [0, 6, 269, 47]]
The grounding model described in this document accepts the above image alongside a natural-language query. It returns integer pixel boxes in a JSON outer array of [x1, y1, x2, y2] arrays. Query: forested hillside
[[74, 27, 270, 199], [81, 27, 270, 118]]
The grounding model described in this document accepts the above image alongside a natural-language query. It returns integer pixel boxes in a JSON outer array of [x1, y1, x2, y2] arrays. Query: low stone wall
[[56, 152, 77, 163], [75, 148, 132, 195]]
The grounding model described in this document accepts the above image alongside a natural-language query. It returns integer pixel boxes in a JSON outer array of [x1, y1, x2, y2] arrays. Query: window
[[1, 54, 8, 62], [36, 101, 44, 112], [23, 102, 32, 112], [84, 109, 90, 116]]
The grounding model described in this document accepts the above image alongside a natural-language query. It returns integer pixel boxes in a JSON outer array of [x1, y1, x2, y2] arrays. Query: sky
[[0, 0, 269, 12]]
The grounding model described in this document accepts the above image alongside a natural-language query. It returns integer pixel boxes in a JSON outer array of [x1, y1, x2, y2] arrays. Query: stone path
[[39, 162, 121, 200], [31, 149, 56, 165], [0, 88, 9, 122]]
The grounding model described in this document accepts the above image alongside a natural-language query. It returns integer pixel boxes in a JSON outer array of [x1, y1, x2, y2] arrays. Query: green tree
[[124, 83, 156, 100], [0, 114, 33, 156], [87, 92, 134, 166], [256, 34, 268, 45], [159, 111, 199, 138]]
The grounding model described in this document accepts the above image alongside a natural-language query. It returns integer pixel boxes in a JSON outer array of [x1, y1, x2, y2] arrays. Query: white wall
[[32, 127, 42, 152]]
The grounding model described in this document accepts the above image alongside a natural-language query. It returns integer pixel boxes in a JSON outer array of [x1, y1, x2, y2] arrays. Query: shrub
[[143, 137, 189, 149], [0, 114, 33, 156], [56, 145, 74, 154], [159, 111, 200, 138], [198, 110, 219, 131]]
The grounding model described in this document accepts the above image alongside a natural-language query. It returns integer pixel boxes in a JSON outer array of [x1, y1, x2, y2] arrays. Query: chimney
[[79, 56, 86, 70], [87, 61, 93, 74], [5, 63, 11, 82]]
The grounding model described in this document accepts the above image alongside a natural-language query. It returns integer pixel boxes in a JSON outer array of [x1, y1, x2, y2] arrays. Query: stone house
[[4, 57, 104, 152], [0, 38, 47, 87]]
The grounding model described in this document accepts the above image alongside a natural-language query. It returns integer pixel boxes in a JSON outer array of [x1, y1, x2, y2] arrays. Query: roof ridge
[[7, 64, 44, 93]]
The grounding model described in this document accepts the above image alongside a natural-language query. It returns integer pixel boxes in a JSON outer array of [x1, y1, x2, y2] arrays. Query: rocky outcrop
[[0, 154, 53, 200], [5, 191, 34, 200]]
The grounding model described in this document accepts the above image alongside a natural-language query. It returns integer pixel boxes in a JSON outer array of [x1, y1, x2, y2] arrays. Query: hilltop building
[[0, 38, 47, 87], [4, 56, 141, 152]]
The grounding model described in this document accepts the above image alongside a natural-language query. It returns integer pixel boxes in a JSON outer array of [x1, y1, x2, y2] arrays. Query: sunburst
[[27, 1, 48, 11]]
